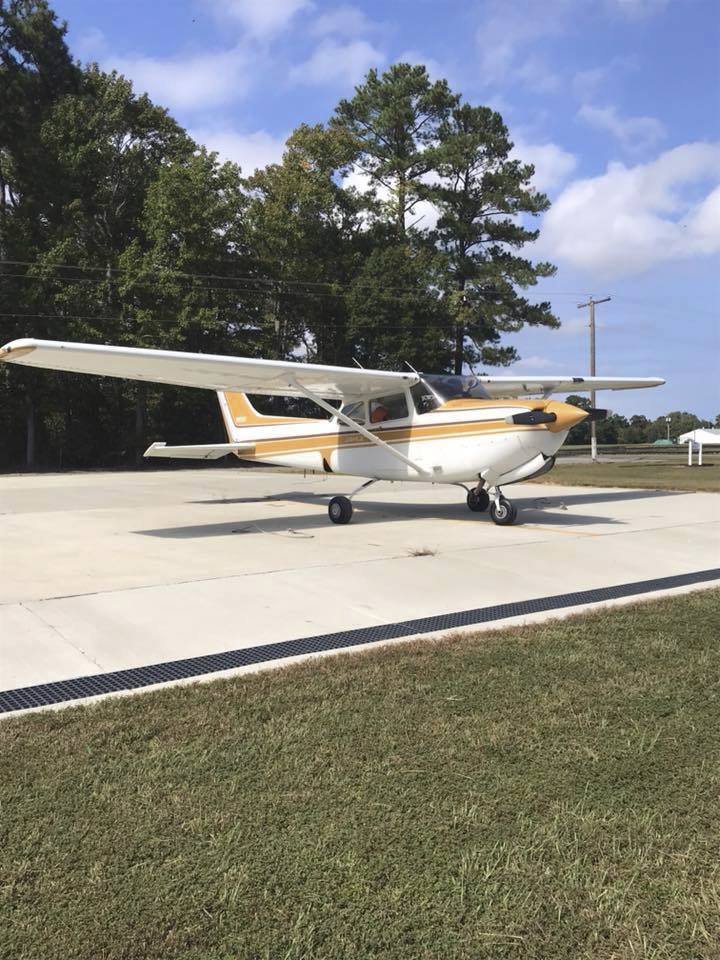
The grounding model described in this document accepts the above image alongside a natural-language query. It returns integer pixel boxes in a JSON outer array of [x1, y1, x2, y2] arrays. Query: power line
[[0, 259, 589, 298]]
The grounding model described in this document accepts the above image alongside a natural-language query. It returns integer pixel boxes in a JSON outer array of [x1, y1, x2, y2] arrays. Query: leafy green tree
[[345, 239, 451, 372], [621, 414, 651, 444], [30, 66, 196, 463], [429, 104, 559, 373], [244, 124, 361, 367], [647, 411, 711, 443], [332, 66, 558, 375], [0, 0, 80, 467], [332, 64, 457, 238], [565, 395, 628, 445]]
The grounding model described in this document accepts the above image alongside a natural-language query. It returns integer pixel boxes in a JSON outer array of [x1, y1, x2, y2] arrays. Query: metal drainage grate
[[1, 567, 718, 715]]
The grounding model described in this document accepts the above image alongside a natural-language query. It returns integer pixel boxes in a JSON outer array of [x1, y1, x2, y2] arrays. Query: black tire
[[467, 488, 490, 512], [489, 497, 518, 526], [328, 496, 353, 525]]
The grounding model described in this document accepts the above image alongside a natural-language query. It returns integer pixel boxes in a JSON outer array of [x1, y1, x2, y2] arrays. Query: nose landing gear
[[489, 494, 518, 526], [464, 482, 518, 525]]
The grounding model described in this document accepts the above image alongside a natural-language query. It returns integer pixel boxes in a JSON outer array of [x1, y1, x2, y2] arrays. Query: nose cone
[[545, 400, 589, 433]]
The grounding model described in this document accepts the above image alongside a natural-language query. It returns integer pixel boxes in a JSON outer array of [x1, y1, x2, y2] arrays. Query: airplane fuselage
[[218, 392, 587, 488]]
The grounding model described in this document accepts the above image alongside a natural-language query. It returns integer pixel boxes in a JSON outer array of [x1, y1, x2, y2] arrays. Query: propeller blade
[[585, 408, 608, 422]]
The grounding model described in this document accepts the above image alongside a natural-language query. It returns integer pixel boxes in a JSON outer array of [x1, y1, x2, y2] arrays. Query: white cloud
[[311, 5, 375, 37], [510, 355, 557, 369], [685, 184, 720, 254], [512, 138, 578, 193], [290, 38, 383, 87], [572, 56, 637, 99], [475, 0, 668, 89], [514, 55, 561, 94], [475, 0, 568, 87], [396, 50, 453, 86], [75, 27, 107, 60], [111, 46, 252, 111], [191, 128, 287, 173], [555, 316, 607, 337], [540, 142, 720, 276], [205, 0, 312, 37], [578, 104, 666, 153]]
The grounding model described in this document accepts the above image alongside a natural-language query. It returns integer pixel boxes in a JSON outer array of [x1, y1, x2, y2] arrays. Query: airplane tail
[[216, 391, 315, 442]]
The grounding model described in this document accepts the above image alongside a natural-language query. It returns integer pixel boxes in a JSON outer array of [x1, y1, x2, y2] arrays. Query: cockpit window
[[423, 374, 491, 402], [339, 400, 366, 424], [368, 393, 408, 424], [410, 381, 441, 414]]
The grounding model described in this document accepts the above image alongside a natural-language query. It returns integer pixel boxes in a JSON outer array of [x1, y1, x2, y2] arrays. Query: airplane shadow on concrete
[[190, 486, 680, 509], [130, 486, 674, 539]]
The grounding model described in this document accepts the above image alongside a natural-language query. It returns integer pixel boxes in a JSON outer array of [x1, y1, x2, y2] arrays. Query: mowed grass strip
[[1, 590, 720, 960], [536, 458, 720, 492]]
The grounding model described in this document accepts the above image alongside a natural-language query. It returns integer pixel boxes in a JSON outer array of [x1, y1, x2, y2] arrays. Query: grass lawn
[[538, 458, 720, 492], [2, 590, 720, 960]]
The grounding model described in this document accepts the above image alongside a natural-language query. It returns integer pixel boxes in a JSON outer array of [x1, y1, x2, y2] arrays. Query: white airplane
[[0, 338, 664, 525]]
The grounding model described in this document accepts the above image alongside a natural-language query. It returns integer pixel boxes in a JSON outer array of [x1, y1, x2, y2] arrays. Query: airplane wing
[[0, 338, 418, 402], [475, 375, 664, 398]]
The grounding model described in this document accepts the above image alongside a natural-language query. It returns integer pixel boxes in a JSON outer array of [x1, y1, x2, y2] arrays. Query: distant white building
[[678, 428, 720, 465]]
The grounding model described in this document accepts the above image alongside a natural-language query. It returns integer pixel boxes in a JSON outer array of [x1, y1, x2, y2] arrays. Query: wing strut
[[291, 379, 429, 478]]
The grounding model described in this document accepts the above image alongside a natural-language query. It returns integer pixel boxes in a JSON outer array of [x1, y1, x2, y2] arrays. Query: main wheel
[[467, 488, 490, 512], [328, 496, 353, 525], [489, 497, 518, 526]]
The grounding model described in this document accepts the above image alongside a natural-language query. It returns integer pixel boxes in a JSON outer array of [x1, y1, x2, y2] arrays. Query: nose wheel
[[489, 495, 518, 526]]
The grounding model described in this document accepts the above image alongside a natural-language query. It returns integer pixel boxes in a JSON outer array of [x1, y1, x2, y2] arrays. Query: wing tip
[[0, 340, 38, 362]]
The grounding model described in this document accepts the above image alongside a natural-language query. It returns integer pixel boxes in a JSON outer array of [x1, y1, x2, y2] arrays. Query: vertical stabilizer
[[216, 392, 265, 442], [216, 391, 321, 442]]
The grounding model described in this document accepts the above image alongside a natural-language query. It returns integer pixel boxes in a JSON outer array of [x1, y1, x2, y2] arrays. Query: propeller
[[585, 408, 608, 422]]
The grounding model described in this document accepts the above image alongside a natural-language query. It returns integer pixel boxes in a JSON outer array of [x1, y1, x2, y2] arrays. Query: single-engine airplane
[[0, 338, 664, 525]]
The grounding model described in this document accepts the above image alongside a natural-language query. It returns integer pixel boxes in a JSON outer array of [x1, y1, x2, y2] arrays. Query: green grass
[[537, 458, 720, 492], [2, 590, 720, 960]]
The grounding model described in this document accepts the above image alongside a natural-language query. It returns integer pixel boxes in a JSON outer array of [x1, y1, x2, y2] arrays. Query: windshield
[[423, 374, 491, 402]]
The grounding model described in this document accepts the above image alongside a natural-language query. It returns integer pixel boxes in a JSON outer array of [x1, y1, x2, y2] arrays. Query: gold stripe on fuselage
[[242, 418, 538, 461]]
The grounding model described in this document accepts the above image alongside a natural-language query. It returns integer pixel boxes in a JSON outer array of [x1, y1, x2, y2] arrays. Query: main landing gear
[[328, 480, 518, 526], [328, 479, 377, 525], [466, 487, 490, 512], [464, 483, 518, 526], [328, 495, 353, 524]]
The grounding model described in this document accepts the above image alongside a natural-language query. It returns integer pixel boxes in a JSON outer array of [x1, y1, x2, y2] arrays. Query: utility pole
[[577, 296, 611, 463]]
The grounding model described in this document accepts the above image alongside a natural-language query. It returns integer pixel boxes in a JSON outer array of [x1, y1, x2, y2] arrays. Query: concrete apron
[[1, 469, 718, 716]]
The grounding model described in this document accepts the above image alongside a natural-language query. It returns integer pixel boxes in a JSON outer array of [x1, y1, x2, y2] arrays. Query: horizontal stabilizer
[[144, 442, 254, 460]]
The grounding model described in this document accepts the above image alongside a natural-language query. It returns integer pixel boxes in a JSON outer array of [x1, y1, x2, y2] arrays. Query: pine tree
[[429, 104, 559, 374]]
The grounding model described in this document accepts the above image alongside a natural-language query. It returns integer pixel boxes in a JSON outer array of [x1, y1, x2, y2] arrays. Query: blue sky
[[56, 0, 719, 418]]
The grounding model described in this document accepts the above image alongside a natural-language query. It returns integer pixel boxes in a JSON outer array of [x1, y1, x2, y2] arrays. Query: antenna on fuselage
[[352, 357, 364, 369], [403, 360, 419, 375]]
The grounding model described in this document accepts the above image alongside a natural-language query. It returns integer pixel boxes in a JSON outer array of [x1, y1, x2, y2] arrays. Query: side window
[[410, 381, 440, 414], [369, 393, 409, 424], [339, 401, 366, 424]]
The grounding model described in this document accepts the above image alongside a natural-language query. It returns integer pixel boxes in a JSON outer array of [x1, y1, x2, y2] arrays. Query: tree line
[[1, 2, 708, 472], [564, 398, 718, 446]]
